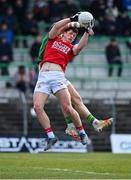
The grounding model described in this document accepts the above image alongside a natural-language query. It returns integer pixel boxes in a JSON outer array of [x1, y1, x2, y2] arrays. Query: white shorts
[[34, 71, 68, 95]]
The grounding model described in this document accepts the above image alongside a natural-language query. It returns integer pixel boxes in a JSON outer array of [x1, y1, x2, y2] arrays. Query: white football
[[78, 11, 94, 28]]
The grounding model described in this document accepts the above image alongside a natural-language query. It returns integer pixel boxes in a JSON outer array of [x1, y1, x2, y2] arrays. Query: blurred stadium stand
[[0, 0, 131, 152]]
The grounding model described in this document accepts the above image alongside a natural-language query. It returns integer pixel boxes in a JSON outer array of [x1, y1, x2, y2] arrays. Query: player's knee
[[34, 102, 43, 114]]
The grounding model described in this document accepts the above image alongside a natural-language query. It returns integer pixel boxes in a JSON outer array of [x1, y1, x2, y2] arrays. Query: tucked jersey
[[39, 36, 74, 72]]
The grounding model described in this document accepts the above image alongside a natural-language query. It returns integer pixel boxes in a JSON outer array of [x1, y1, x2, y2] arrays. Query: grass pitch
[[0, 152, 131, 179]]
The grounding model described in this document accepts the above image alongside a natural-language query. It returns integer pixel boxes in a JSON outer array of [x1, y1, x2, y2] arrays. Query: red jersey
[[40, 37, 74, 72]]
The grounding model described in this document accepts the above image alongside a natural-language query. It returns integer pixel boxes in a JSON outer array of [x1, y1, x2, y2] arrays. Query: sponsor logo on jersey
[[52, 41, 70, 54]]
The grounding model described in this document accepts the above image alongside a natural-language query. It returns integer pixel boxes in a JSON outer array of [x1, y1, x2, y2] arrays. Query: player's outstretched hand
[[85, 27, 94, 36], [70, 12, 81, 22]]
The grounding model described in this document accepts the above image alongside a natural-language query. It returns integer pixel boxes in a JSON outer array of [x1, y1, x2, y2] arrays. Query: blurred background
[[0, 0, 131, 153]]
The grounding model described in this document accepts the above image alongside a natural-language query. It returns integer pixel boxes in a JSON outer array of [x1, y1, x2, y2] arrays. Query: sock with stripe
[[44, 127, 55, 138], [87, 114, 98, 124]]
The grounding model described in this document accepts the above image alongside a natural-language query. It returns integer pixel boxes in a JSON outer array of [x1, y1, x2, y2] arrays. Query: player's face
[[63, 30, 77, 43]]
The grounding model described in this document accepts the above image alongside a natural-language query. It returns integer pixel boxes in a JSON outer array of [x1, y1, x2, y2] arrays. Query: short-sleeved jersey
[[39, 36, 74, 72]]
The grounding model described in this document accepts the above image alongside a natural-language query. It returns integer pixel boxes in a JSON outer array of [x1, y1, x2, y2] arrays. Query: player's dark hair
[[64, 27, 78, 34]]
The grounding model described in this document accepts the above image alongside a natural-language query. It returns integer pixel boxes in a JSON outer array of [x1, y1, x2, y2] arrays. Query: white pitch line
[[46, 168, 112, 176]]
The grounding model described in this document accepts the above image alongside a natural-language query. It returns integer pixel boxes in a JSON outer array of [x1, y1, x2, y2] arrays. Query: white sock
[[78, 129, 86, 135], [45, 128, 55, 138], [47, 131, 55, 138], [92, 119, 99, 127]]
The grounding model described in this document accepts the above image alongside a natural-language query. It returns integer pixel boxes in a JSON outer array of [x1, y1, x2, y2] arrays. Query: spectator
[[0, 6, 18, 48], [22, 12, 38, 47], [2, 7, 18, 32], [102, 15, 117, 36], [14, 65, 29, 93], [116, 11, 131, 36], [30, 35, 41, 64], [0, 22, 14, 45], [30, 35, 41, 73], [105, 6, 119, 21], [13, 0, 28, 33], [33, 0, 50, 22], [0, 36, 13, 75], [48, 0, 63, 23], [105, 38, 123, 77], [13, 0, 28, 23]]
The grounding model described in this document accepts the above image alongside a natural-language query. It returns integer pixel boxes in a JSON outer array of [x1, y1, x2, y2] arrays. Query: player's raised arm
[[73, 28, 94, 55], [49, 18, 70, 39], [49, 13, 81, 39], [72, 11, 95, 55]]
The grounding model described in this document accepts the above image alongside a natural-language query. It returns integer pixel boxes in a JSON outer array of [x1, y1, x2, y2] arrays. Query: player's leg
[[61, 106, 81, 141], [33, 92, 58, 151], [66, 82, 113, 133], [33, 70, 59, 150], [55, 88, 88, 145], [33, 92, 50, 129]]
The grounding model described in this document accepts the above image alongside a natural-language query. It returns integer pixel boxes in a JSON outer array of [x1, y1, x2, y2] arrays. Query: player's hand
[[67, 22, 81, 28], [70, 12, 81, 22], [85, 27, 94, 36]]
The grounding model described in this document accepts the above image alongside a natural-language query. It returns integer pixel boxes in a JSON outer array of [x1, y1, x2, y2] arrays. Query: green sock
[[87, 114, 96, 124], [64, 116, 73, 125]]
